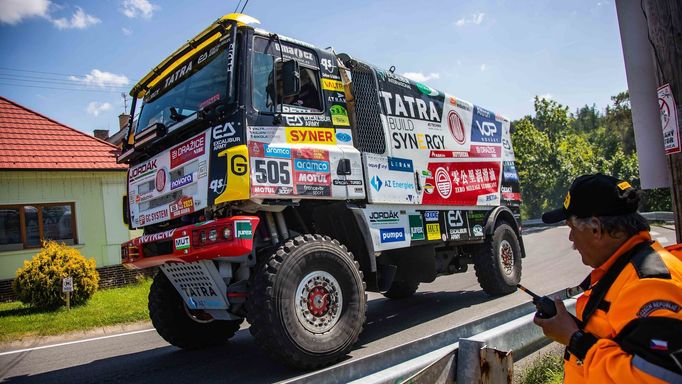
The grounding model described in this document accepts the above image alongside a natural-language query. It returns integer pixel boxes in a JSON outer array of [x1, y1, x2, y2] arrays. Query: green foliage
[[13, 241, 100, 308], [513, 91, 671, 218], [0, 278, 151, 342], [519, 351, 564, 384]]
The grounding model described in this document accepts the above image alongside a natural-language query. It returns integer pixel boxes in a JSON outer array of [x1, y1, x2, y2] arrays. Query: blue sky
[[0, 0, 627, 135]]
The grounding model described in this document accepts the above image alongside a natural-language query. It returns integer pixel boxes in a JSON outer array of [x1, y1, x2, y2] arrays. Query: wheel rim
[[499, 239, 515, 275], [295, 270, 343, 333]]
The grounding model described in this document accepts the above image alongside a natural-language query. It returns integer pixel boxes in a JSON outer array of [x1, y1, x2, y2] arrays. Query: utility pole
[[642, 0, 682, 242]]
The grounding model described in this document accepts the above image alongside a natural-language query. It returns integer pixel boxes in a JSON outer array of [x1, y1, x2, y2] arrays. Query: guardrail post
[[457, 340, 512, 384]]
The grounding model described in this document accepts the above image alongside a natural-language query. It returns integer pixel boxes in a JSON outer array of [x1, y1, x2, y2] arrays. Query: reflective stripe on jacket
[[564, 231, 682, 383]]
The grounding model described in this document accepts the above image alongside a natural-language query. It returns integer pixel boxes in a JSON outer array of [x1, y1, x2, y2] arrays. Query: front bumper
[[121, 216, 260, 269]]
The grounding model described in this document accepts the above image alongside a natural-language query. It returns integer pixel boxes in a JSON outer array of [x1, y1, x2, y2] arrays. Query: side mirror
[[281, 59, 300, 97]]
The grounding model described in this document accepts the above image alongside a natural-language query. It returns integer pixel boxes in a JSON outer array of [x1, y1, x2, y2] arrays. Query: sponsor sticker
[[321, 78, 344, 92], [171, 133, 206, 169], [336, 131, 352, 143], [330, 105, 350, 126], [155, 169, 166, 192], [286, 127, 336, 145], [169, 197, 194, 219], [388, 157, 414, 172], [171, 173, 194, 190], [409, 214, 425, 241], [426, 223, 441, 240], [424, 210, 439, 222], [448, 110, 467, 145], [369, 210, 400, 225], [435, 168, 452, 198], [235, 221, 253, 239], [264, 145, 291, 159], [380, 228, 406, 243], [175, 236, 190, 250], [471, 106, 502, 144]]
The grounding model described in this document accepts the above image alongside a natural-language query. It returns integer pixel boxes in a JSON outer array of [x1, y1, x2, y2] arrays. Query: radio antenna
[[234, 0, 242, 13], [240, 0, 250, 13]]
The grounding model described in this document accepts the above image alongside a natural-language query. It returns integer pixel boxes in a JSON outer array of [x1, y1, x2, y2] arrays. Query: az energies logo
[[448, 110, 466, 145], [435, 167, 452, 198]]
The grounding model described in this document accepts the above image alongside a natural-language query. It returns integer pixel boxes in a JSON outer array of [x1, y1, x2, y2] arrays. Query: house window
[[0, 203, 77, 251]]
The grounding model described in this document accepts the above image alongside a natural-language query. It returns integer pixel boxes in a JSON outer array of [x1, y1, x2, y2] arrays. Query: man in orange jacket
[[534, 173, 682, 383]]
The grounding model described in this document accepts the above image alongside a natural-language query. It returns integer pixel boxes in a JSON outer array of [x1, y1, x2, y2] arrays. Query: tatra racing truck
[[118, 13, 525, 369]]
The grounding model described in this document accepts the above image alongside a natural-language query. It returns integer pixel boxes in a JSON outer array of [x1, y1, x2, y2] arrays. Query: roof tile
[[0, 97, 127, 171]]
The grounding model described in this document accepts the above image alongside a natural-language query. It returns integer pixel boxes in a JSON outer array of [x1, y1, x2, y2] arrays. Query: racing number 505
[[254, 159, 291, 185]]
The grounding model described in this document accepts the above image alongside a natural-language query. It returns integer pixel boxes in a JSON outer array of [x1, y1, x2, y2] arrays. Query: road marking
[[656, 236, 669, 245], [0, 328, 155, 356]]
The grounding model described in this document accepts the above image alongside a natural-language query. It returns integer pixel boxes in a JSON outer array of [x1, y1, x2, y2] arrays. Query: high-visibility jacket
[[564, 231, 682, 383]]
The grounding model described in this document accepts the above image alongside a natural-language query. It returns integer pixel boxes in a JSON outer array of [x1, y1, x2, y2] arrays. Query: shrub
[[13, 241, 100, 308]]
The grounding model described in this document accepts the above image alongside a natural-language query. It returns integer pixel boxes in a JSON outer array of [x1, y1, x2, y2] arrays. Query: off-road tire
[[473, 223, 522, 296], [148, 272, 243, 349], [247, 234, 367, 370], [382, 280, 419, 299]]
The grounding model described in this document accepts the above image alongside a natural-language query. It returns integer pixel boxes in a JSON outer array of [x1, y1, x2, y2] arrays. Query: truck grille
[[348, 62, 386, 154]]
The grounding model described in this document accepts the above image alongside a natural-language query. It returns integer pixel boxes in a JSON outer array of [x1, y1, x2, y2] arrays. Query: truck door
[[247, 35, 364, 200]]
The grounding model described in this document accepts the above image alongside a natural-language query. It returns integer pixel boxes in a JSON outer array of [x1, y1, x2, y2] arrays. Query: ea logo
[[448, 110, 466, 145], [435, 168, 451, 198]]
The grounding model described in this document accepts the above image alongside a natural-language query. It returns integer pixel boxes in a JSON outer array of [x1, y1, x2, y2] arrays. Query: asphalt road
[[0, 225, 676, 383]]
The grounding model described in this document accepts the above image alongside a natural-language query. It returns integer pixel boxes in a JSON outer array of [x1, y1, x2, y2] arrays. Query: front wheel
[[247, 234, 367, 369], [148, 272, 243, 349], [473, 223, 522, 295]]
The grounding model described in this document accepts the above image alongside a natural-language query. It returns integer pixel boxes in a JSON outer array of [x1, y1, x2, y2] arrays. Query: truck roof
[[130, 13, 260, 99]]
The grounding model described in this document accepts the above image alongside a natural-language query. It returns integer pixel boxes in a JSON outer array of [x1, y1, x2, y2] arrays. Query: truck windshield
[[136, 39, 233, 134]]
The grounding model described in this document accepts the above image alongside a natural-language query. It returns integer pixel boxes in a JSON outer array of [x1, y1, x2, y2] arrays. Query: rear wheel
[[148, 272, 242, 349], [247, 234, 366, 369], [473, 223, 521, 295], [382, 279, 419, 299]]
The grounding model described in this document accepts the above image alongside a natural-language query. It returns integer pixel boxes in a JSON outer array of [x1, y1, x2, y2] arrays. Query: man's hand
[[533, 298, 579, 345]]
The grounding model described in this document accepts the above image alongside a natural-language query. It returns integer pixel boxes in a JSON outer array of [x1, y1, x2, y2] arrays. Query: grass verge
[[519, 351, 564, 384], [0, 278, 152, 343]]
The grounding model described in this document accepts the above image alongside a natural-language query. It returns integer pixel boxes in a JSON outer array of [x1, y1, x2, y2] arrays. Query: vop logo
[[476, 121, 498, 136], [424, 211, 439, 222]]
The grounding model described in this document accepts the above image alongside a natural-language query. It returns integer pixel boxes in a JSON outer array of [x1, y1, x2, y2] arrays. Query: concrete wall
[[0, 170, 137, 280]]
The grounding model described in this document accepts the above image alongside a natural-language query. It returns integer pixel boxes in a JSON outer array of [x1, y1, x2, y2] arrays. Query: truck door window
[[252, 39, 322, 113]]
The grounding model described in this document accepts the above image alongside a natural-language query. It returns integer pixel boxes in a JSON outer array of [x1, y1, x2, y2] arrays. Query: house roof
[[0, 96, 127, 171]]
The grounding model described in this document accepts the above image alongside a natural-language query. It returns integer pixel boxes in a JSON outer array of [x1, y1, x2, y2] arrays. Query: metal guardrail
[[281, 289, 575, 384], [523, 211, 675, 227]]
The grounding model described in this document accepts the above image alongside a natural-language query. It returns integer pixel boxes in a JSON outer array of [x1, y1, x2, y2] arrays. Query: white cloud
[[51, 7, 100, 29], [480, 64, 487, 72], [539, 93, 554, 100], [122, 0, 157, 19], [87, 101, 112, 117], [70, 69, 130, 88], [401, 72, 440, 82], [455, 12, 485, 27], [0, 0, 50, 25], [122, 27, 133, 36]]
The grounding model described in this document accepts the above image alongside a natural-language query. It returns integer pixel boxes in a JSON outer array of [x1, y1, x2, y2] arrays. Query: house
[[0, 96, 140, 300]]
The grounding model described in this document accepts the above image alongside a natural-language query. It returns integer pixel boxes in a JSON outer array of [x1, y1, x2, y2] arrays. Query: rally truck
[[118, 13, 525, 369]]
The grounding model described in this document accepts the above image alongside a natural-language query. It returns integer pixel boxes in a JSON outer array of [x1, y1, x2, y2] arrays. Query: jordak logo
[[380, 91, 441, 122], [164, 61, 193, 89], [130, 159, 158, 180], [369, 211, 399, 224]]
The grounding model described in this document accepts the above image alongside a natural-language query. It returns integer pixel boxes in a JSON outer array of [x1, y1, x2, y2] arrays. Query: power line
[[0, 82, 130, 94], [0, 75, 129, 89], [0, 67, 97, 79]]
